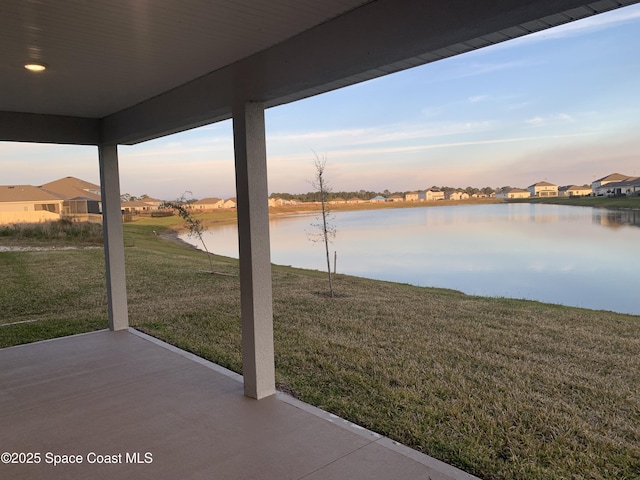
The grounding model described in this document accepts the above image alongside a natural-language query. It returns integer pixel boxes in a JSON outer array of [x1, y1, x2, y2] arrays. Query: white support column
[[233, 101, 276, 400], [98, 144, 129, 331]]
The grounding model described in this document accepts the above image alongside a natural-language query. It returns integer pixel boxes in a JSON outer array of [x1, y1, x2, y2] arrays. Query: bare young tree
[[163, 192, 215, 274], [308, 153, 336, 297]]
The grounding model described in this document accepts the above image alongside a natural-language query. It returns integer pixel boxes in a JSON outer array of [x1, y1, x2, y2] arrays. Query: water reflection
[[593, 208, 640, 229], [182, 204, 640, 315]]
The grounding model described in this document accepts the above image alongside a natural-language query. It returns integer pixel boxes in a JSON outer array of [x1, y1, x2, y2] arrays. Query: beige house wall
[[0, 200, 63, 224], [559, 188, 591, 197], [0, 210, 60, 224], [446, 192, 469, 201], [404, 193, 418, 202], [0, 201, 62, 212], [426, 191, 444, 201], [192, 204, 223, 210], [529, 185, 558, 197]]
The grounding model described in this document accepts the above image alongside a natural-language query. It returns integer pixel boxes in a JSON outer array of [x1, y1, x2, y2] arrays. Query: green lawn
[[508, 195, 640, 209], [1, 218, 639, 480]]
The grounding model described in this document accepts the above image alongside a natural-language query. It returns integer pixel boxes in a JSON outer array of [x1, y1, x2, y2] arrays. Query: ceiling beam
[[0, 112, 100, 145]]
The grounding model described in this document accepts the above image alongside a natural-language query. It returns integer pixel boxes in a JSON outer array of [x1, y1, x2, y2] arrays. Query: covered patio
[[1, 0, 637, 478], [1, 329, 475, 479]]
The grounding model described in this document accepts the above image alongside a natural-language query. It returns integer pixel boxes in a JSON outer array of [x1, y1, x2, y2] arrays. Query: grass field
[[1, 216, 639, 479], [508, 195, 640, 209]]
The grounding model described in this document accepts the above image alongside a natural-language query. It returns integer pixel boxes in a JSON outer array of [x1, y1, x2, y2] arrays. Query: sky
[[2, 4, 640, 200]]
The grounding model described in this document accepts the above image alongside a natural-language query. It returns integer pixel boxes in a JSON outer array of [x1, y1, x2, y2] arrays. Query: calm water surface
[[182, 204, 640, 315]]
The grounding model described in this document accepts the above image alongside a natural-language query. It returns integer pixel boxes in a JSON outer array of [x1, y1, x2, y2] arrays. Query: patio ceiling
[[1, 0, 637, 146]]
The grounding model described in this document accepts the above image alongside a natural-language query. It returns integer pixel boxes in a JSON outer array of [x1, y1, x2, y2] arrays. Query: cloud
[[421, 107, 445, 118], [455, 61, 528, 78], [268, 132, 593, 164], [525, 113, 574, 127], [499, 128, 640, 187], [556, 113, 574, 122], [468, 95, 488, 103], [267, 130, 608, 192], [267, 121, 495, 152], [526, 116, 545, 126]]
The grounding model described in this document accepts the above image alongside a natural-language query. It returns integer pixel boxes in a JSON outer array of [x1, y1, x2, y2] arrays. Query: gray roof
[[600, 177, 640, 188]]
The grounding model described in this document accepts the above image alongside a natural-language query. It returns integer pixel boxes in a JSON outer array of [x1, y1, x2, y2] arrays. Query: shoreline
[[169, 204, 639, 317], [201, 196, 640, 227]]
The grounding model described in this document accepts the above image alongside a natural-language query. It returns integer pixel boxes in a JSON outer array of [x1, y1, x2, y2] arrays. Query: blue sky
[[3, 4, 640, 200]]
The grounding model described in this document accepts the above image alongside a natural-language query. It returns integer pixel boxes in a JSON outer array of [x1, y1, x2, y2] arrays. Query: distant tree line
[[120, 185, 501, 204], [271, 190, 383, 202], [120, 193, 150, 202], [270, 186, 497, 202]]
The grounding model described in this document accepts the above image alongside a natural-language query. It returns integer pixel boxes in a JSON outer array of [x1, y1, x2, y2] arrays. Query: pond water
[[181, 203, 640, 315]]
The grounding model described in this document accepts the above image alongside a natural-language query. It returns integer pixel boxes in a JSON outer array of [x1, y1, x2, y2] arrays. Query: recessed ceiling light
[[24, 63, 47, 72]]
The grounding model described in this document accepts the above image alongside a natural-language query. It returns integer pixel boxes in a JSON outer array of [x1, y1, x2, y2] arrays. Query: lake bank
[[182, 203, 640, 315], [147, 195, 640, 233]]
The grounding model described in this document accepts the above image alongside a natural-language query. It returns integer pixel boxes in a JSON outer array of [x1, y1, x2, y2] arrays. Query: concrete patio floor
[[0, 329, 478, 480]]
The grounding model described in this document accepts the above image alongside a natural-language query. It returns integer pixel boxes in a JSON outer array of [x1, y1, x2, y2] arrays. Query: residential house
[[558, 185, 591, 197], [387, 195, 404, 202], [596, 177, 640, 196], [121, 198, 165, 213], [418, 188, 444, 201], [41, 176, 102, 220], [495, 188, 530, 199], [446, 191, 469, 201], [369, 196, 386, 203], [269, 197, 302, 207], [404, 192, 419, 202], [140, 197, 164, 208], [528, 181, 558, 197], [192, 197, 223, 210], [222, 198, 237, 208], [591, 173, 632, 196], [0, 185, 64, 224], [121, 200, 155, 213]]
